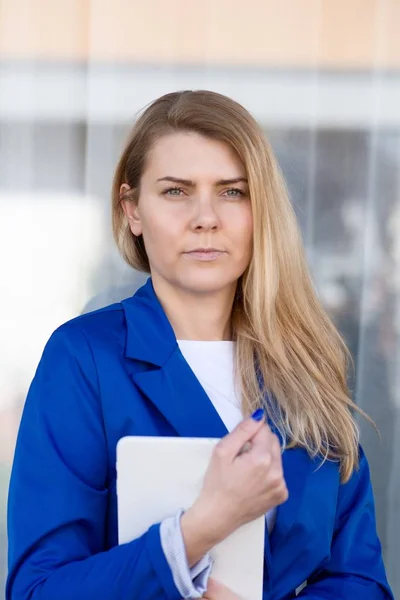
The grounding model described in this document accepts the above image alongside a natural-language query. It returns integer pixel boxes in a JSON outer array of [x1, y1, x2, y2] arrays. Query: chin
[[177, 270, 239, 295]]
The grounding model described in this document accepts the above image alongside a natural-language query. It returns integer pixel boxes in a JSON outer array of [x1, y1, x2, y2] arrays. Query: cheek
[[234, 208, 253, 251], [140, 210, 182, 253]]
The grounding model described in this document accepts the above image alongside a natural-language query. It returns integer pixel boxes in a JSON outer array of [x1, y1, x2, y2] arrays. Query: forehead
[[144, 131, 245, 178]]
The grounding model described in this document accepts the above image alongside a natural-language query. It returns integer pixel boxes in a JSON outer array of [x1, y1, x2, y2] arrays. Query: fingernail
[[251, 408, 265, 421]]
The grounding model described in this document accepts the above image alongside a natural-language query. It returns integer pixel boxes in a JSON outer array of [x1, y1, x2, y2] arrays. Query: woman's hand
[[202, 578, 241, 599], [181, 412, 288, 565]]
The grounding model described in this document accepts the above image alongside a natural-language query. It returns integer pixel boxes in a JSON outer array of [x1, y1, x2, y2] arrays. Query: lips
[[184, 248, 226, 262]]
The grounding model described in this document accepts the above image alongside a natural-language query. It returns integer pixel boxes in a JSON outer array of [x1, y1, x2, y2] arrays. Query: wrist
[[181, 499, 239, 565], [180, 502, 225, 567]]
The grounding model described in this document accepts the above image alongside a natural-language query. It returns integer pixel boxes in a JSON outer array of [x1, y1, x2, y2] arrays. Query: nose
[[190, 194, 221, 232]]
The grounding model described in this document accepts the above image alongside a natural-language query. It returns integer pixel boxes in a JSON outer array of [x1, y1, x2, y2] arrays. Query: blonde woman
[[7, 91, 393, 600]]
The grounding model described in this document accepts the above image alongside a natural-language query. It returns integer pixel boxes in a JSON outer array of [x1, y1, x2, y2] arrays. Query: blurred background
[[0, 0, 399, 596]]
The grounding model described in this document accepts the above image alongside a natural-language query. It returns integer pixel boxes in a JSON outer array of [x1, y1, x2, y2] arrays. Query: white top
[[177, 340, 277, 534]]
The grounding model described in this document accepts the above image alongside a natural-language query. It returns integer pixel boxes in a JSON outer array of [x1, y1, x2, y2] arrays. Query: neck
[[152, 276, 236, 341]]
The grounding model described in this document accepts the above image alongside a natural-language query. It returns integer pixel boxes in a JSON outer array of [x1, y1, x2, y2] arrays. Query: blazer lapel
[[259, 392, 314, 552], [122, 278, 228, 439], [131, 352, 228, 438], [269, 446, 312, 552]]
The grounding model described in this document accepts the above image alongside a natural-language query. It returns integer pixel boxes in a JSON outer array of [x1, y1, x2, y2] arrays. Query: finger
[[250, 424, 279, 455], [207, 578, 239, 598], [206, 577, 217, 594], [251, 425, 273, 453], [270, 432, 282, 457], [241, 429, 281, 473], [215, 411, 267, 460]]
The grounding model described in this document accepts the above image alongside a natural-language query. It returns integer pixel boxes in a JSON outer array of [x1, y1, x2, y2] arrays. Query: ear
[[120, 184, 142, 236]]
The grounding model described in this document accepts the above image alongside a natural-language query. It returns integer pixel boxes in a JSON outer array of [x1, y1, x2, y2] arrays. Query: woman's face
[[122, 131, 253, 296]]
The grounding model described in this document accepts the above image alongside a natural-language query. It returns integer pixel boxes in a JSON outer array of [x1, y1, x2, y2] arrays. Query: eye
[[224, 188, 246, 198], [162, 186, 185, 196]]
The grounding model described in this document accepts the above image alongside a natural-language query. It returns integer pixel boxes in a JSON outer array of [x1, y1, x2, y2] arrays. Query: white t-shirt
[[177, 340, 277, 534]]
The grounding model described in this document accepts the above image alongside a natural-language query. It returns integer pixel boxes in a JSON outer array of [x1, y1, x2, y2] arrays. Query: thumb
[[215, 409, 266, 460]]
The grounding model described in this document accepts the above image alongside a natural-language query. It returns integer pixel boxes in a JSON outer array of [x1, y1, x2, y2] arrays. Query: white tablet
[[117, 435, 265, 600]]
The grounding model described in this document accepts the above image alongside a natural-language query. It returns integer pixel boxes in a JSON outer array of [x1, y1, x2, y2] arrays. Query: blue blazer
[[7, 278, 393, 600]]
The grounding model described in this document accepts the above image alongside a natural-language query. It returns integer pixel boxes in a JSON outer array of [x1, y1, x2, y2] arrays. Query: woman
[[7, 90, 393, 600]]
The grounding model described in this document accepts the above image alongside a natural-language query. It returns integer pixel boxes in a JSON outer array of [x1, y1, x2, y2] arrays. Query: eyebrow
[[156, 176, 248, 186]]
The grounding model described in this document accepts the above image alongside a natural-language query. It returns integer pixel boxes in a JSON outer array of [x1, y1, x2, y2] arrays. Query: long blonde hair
[[112, 90, 369, 482]]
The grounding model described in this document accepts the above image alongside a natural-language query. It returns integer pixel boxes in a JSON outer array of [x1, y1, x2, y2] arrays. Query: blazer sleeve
[[6, 324, 182, 600], [296, 446, 394, 599]]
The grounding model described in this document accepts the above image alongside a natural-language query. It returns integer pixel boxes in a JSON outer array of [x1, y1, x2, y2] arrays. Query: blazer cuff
[[160, 509, 213, 599]]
